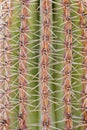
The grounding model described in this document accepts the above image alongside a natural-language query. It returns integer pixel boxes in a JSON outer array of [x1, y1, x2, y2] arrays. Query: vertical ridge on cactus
[[39, 0, 51, 129], [62, 0, 73, 129], [0, 0, 12, 129], [0, 0, 87, 130], [18, 0, 29, 129]]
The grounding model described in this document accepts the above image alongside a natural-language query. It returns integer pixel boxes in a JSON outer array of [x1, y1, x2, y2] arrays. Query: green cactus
[[0, 0, 87, 130]]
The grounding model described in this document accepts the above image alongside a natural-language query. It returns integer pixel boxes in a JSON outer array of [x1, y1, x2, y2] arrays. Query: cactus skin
[[78, 0, 87, 129], [39, 0, 51, 129], [27, 1, 40, 129], [0, 1, 12, 130], [0, 0, 87, 130], [18, 0, 29, 129], [62, 0, 73, 129]]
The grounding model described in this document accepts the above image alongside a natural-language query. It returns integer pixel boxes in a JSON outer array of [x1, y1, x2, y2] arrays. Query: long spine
[[62, 0, 73, 129], [18, 0, 29, 129], [40, 0, 51, 129], [78, 0, 87, 129]]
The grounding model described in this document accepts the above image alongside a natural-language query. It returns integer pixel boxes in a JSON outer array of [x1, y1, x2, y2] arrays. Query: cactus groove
[[78, 0, 87, 129]]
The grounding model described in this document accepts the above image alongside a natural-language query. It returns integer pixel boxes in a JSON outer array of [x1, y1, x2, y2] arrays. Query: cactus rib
[[62, 0, 73, 129], [18, 0, 29, 129], [39, 0, 51, 129]]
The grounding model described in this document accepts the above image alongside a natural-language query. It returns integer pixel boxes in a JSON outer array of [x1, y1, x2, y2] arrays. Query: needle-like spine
[[39, 0, 51, 129], [18, 0, 29, 129], [78, 0, 87, 129], [62, 0, 73, 129], [0, 0, 12, 129]]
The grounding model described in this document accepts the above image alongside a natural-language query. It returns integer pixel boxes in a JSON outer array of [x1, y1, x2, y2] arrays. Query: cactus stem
[[62, 0, 73, 129], [18, 0, 29, 129], [39, 0, 51, 129], [0, 0, 12, 130], [78, 0, 87, 129]]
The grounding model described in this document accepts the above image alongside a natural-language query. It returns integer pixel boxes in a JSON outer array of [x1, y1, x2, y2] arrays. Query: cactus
[[0, 0, 87, 130]]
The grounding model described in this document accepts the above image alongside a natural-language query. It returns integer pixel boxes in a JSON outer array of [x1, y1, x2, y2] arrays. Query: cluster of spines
[[18, 0, 29, 129], [1, 0, 87, 130], [0, 1, 12, 130], [39, 0, 51, 129], [78, 0, 87, 129], [62, 0, 73, 129]]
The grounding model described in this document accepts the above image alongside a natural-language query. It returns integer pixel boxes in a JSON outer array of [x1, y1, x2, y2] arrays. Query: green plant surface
[[0, 0, 87, 130], [51, 0, 64, 129]]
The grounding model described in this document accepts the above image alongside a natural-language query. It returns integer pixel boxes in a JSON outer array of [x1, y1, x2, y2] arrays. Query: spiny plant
[[78, 1, 87, 129], [0, 0, 87, 130], [0, 1, 12, 129], [62, 0, 73, 129], [39, 0, 51, 129]]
